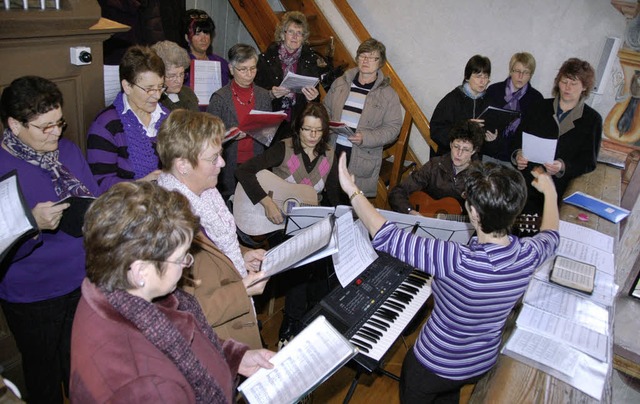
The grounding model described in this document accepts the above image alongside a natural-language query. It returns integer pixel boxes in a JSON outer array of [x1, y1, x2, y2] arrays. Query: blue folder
[[563, 191, 630, 223]]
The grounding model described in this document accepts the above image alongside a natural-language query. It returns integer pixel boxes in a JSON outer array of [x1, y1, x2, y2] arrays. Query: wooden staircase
[[229, 0, 436, 209]]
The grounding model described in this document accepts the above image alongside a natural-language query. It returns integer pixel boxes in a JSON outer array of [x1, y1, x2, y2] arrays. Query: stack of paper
[[502, 221, 617, 400]]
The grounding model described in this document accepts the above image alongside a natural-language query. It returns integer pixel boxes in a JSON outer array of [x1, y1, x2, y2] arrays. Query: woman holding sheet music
[[86, 45, 169, 193], [485, 52, 543, 164], [430, 55, 497, 156], [0, 76, 100, 403], [323, 38, 403, 199], [512, 58, 602, 213], [70, 181, 274, 403], [236, 102, 340, 347], [207, 43, 273, 201], [255, 11, 322, 145], [156, 109, 268, 349], [182, 9, 230, 89]]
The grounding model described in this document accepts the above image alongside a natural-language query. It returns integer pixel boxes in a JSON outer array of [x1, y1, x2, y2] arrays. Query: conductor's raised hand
[[338, 152, 358, 196], [530, 166, 557, 198]]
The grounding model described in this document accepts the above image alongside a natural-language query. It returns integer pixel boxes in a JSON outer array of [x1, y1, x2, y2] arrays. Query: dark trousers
[[399, 348, 485, 404], [1, 288, 81, 404]]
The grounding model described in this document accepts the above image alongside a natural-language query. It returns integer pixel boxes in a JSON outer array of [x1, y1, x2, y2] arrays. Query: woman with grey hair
[[207, 43, 273, 201], [255, 11, 323, 144], [152, 40, 199, 112]]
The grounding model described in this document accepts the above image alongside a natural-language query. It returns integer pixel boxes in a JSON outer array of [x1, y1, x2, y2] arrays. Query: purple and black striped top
[[372, 221, 560, 380]]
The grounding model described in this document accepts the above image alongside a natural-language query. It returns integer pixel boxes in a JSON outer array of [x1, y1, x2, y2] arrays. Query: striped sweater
[[372, 222, 559, 380]]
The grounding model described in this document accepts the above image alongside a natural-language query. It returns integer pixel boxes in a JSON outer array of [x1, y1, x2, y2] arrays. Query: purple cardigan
[[0, 139, 100, 303]]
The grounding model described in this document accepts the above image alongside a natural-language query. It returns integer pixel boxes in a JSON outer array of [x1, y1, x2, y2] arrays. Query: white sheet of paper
[[559, 220, 614, 253], [192, 60, 222, 105], [103, 65, 120, 107], [522, 131, 558, 164], [332, 213, 378, 287], [279, 71, 320, 93], [0, 175, 35, 253], [517, 304, 609, 362], [524, 278, 609, 335], [503, 328, 609, 400]]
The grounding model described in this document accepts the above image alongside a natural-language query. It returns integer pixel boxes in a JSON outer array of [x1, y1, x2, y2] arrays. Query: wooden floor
[[253, 286, 474, 404]]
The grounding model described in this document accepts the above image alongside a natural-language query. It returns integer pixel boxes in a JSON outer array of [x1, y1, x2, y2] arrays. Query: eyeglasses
[[200, 152, 221, 164], [285, 29, 304, 38], [358, 55, 380, 62], [158, 253, 194, 268], [301, 127, 323, 135], [233, 65, 257, 73], [29, 118, 67, 134], [165, 72, 185, 81], [451, 144, 474, 154], [132, 82, 167, 96], [471, 73, 490, 81], [511, 69, 531, 77]]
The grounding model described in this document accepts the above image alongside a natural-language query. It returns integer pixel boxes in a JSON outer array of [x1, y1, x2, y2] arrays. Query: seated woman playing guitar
[[388, 120, 484, 216], [235, 102, 340, 347]]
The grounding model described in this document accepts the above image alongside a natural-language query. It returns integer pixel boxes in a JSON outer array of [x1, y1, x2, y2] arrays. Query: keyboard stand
[[343, 363, 401, 404]]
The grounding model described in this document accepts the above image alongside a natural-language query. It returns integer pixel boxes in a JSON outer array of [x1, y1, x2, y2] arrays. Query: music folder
[[478, 106, 520, 133], [1, 171, 38, 263]]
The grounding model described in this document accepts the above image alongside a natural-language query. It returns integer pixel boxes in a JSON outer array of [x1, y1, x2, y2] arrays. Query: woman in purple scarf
[[485, 52, 543, 164]]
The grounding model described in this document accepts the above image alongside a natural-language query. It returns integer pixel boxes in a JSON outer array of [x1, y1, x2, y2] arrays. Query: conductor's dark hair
[[464, 162, 527, 236]]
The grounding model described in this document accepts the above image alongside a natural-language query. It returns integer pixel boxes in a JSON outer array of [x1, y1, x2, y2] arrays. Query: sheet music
[[522, 131, 557, 164], [524, 278, 609, 335], [279, 71, 320, 93], [191, 60, 222, 105], [292, 229, 338, 268], [260, 216, 333, 278], [517, 304, 609, 362], [504, 327, 581, 377], [0, 174, 36, 255], [103, 65, 120, 107], [238, 315, 357, 404], [332, 213, 378, 287], [559, 220, 614, 253], [503, 328, 609, 400], [557, 238, 615, 276]]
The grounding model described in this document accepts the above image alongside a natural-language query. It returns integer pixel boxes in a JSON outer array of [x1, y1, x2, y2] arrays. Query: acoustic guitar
[[408, 192, 467, 222], [233, 170, 318, 236]]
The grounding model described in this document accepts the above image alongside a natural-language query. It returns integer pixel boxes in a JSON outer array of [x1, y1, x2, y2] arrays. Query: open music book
[[549, 256, 596, 294], [238, 110, 287, 147], [1, 171, 38, 263], [238, 315, 357, 404], [250, 215, 335, 287]]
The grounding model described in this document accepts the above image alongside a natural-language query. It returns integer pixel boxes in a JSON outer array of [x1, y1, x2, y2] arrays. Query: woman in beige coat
[[156, 109, 268, 349], [323, 38, 402, 197]]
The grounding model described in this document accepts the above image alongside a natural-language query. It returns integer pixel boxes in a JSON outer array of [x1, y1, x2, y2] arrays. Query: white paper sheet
[[191, 59, 222, 105], [103, 65, 120, 107], [332, 214, 378, 287], [522, 131, 558, 164]]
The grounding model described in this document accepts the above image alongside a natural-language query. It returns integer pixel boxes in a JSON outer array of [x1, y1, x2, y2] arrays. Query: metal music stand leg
[[376, 367, 400, 382], [342, 370, 362, 404]]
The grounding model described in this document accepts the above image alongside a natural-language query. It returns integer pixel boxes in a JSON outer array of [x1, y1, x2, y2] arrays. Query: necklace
[[232, 82, 254, 106]]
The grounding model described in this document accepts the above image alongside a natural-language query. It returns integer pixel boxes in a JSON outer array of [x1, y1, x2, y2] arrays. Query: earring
[[139, 281, 145, 287], [181, 171, 187, 175]]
